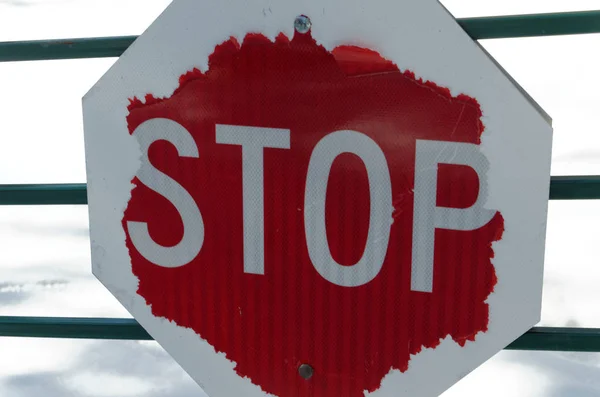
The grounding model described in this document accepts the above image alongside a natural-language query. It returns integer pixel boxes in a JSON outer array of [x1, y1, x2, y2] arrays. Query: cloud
[[503, 350, 600, 397], [4, 223, 89, 239], [0, 279, 68, 306], [0, 286, 31, 306], [443, 351, 551, 397], [0, 339, 205, 397], [0, 0, 72, 6], [550, 383, 600, 397], [441, 0, 600, 17], [2, 372, 75, 397], [552, 150, 600, 164], [66, 341, 202, 396]]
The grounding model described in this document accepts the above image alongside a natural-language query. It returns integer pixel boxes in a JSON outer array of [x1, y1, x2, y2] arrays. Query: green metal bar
[[1, 11, 600, 62], [549, 175, 600, 200], [0, 316, 151, 340], [460, 10, 600, 40], [0, 176, 597, 205], [0, 316, 598, 352], [506, 326, 600, 352], [0, 35, 137, 62], [0, 183, 87, 205]]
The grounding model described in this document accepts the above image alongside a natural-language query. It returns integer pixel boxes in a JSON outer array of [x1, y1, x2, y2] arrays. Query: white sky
[[0, 0, 599, 396]]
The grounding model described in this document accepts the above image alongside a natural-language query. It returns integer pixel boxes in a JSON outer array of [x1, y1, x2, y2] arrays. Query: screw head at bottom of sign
[[294, 15, 312, 34], [298, 364, 314, 380]]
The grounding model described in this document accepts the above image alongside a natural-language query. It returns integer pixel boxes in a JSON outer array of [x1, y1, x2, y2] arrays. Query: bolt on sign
[[82, 0, 553, 396]]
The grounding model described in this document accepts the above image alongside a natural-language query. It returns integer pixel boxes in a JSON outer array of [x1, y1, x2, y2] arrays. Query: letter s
[[126, 118, 204, 268]]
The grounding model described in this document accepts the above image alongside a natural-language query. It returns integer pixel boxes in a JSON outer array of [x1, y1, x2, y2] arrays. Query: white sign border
[[82, 0, 553, 395]]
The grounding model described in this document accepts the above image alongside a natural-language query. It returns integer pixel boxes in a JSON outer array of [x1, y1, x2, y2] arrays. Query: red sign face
[[122, 30, 504, 397]]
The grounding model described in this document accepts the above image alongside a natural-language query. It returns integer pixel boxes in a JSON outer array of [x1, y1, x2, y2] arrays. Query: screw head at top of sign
[[294, 15, 312, 34]]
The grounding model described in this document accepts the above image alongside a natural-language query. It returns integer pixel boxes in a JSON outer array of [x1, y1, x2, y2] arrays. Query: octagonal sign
[[82, 0, 553, 396]]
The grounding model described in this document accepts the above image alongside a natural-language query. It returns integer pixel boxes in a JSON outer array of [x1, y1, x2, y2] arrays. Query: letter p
[[411, 139, 496, 293]]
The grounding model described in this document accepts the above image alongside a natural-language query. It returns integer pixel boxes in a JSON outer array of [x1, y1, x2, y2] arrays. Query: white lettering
[[215, 124, 291, 275], [411, 139, 496, 293], [127, 118, 204, 268], [304, 130, 393, 287]]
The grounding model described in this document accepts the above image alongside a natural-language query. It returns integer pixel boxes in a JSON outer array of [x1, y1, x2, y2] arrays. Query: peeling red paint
[[123, 31, 503, 397]]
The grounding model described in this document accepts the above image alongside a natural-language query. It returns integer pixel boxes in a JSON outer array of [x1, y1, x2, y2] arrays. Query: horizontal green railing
[[1, 10, 600, 63], [0, 183, 87, 205], [549, 175, 600, 200], [1, 10, 600, 354], [0, 316, 598, 353], [0, 176, 597, 206], [459, 9, 600, 39]]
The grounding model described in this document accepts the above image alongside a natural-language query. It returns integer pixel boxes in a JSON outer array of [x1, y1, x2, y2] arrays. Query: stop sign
[[82, 0, 553, 396]]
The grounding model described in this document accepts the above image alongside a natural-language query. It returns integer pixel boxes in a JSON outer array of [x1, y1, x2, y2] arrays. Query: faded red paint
[[123, 31, 503, 396]]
